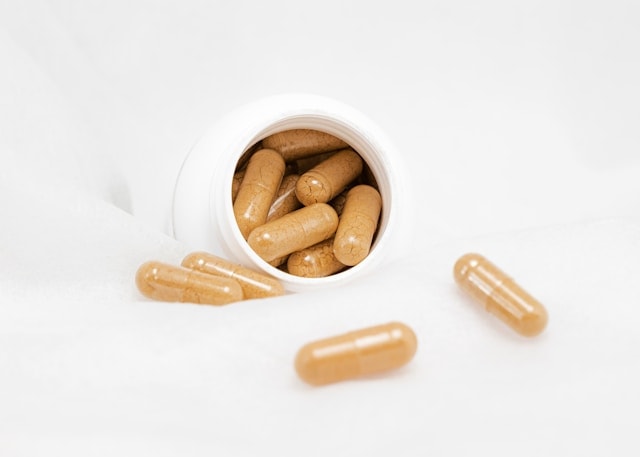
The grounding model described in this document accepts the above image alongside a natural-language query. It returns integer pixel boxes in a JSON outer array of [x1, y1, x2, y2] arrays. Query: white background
[[1, 1, 639, 456]]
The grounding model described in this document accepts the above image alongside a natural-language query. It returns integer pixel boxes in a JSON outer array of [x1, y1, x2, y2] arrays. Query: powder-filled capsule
[[231, 169, 246, 203], [267, 174, 301, 222], [295, 322, 417, 386], [262, 129, 348, 161], [181, 252, 285, 299], [136, 261, 243, 305], [295, 149, 363, 206], [233, 149, 285, 239], [453, 253, 548, 337], [287, 238, 346, 278], [333, 185, 381, 266], [296, 151, 337, 174], [247, 203, 339, 263]]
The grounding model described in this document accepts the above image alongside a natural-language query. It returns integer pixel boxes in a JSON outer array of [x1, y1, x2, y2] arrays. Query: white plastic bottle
[[172, 94, 411, 292]]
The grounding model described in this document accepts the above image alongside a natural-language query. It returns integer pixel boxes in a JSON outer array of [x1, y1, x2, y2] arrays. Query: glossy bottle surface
[[453, 253, 548, 337], [247, 203, 339, 263], [295, 322, 417, 386], [136, 261, 243, 305], [295, 149, 363, 206], [262, 128, 348, 161], [181, 252, 285, 299], [233, 149, 285, 239], [333, 184, 382, 266]]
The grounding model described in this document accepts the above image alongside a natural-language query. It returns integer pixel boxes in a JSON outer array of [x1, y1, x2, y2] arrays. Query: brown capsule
[[295, 322, 418, 386], [287, 238, 346, 278], [135, 261, 243, 306], [296, 150, 337, 174], [268, 255, 290, 268], [233, 149, 285, 239], [181, 252, 285, 299], [231, 169, 246, 203], [262, 129, 348, 161], [453, 253, 549, 337], [333, 185, 382, 266], [295, 149, 363, 206], [267, 174, 302, 222], [247, 203, 339, 263]]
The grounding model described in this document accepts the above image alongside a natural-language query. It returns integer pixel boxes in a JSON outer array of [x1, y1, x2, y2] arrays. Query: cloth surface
[[1, 1, 640, 456]]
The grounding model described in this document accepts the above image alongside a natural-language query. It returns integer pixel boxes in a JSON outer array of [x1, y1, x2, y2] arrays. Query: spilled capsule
[[453, 253, 548, 337], [136, 261, 243, 306], [181, 251, 285, 299], [295, 322, 417, 386]]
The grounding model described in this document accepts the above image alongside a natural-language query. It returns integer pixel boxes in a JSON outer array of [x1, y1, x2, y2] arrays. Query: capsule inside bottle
[[453, 253, 548, 337], [247, 203, 339, 263], [295, 322, 417, 386], [233, 148, 285, 239], [262, 129, 348, 161]]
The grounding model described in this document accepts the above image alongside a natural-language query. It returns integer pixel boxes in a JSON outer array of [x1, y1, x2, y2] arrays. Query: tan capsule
[[453, 253, 549, 337], [247, 203, 339, 263], [262, 129, 348, 161], [333, 185, 382, 266], [181, 252, 285, 299], [233, 149, 285, 239], [295, 322, 417, 386], [296, 150, 337, 174], [287, 238, 346, 278], [135, 261, 243, 305], [231, 169, 245, 203], [268, 255, 290, 268], [267, 174, 301, 222], [295, 149, 363, 206]]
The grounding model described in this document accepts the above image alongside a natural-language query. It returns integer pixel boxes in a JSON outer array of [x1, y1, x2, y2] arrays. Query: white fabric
[[1, 1, 639, 455]]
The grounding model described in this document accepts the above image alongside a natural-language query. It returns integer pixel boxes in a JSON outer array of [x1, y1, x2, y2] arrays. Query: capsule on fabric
[[136, 261, 243, 306], [295, 322, 417, 386], [181, 252, 285, 299], [453, 253, 548, 337]]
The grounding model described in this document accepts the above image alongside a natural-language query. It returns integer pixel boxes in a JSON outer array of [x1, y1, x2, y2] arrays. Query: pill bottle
[[172, 93, 411, 292]]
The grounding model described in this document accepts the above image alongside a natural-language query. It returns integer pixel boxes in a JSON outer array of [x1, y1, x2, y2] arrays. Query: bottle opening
[[174, 94, 402, 293], [221, 114, 395, 290]]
